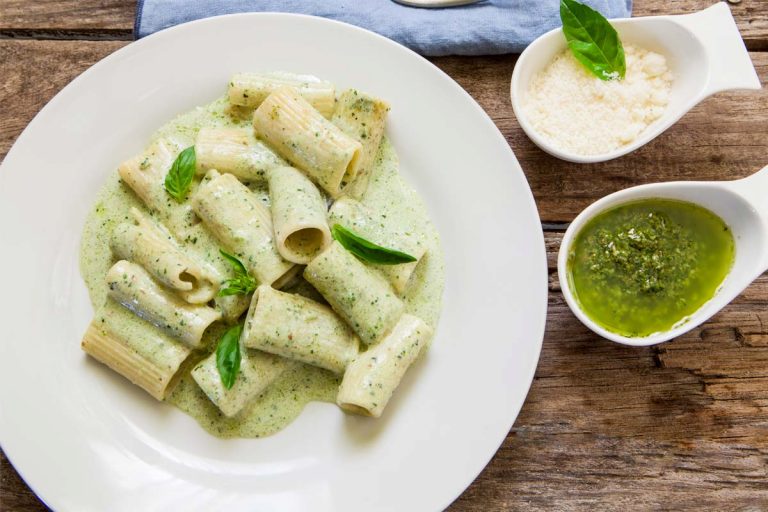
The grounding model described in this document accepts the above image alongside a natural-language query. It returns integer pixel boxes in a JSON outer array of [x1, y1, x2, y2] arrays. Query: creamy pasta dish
[[79, 72, 444, 437]]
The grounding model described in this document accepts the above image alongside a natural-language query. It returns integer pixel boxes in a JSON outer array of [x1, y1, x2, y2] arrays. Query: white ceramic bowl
[[0, 13, 548, 512], [511, 3, 761, 163], [558, 164, 768, 346]]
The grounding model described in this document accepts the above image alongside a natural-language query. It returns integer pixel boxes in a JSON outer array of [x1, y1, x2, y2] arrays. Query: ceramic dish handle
[[729, 163, 768, 215], [674, 2, 761, 96], [727, 164, 768, 268]]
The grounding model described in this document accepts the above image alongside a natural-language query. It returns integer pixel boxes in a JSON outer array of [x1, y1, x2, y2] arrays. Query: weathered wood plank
[[0, 0, 766, 50], [0, 0, 133, 33], [452, 436, 768, 510]]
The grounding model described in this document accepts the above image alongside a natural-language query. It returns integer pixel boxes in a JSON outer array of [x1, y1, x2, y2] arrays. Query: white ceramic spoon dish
[[511, 3, 761, 163], [558, 164, 768, 347]]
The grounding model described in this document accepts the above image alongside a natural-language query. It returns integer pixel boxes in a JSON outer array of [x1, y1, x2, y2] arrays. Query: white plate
[[0, 14, 547, 512]]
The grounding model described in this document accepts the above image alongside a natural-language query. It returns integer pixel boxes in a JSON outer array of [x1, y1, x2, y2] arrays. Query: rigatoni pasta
[[337, 314, 432, 417], [171, 222, 252, 322], [81, 301, 191, 401], [191, 170, 296, 286], [268, 165, 332, 264], [117, 139, 196, 234], [331, 89, 390, 199], [192, 349, 296, 417], [195, 127, 285, 183], [110, 207, 218, 304], [106, 260, 221, 348], [228, 71, 336, 118], [253, 86, 362, 198], [304, 241, 404, 345], [79, 70, 443, 438], [117, 146, 249, 319], [242, 286, 359, 374], [329, 198, 427, 293]]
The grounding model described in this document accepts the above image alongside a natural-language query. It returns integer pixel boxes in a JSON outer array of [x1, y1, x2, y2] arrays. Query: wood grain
[[0, 0, 133, 36], [1, 0, 768, 509]]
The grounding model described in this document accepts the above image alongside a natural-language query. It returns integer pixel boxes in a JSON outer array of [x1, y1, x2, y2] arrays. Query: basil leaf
[[216, 323, 242, 390], [219, 249, 249, 276], [331, 224, 417, 265], [218, 278, 255, 296], [218, 249, 257, 296], [560, 0, 625, 81], [164, 146, 197, 202]]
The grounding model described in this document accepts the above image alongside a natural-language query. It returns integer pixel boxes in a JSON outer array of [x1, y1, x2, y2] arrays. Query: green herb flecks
[[560, 0, 625, 81], [331, 224, 417, 265], [216, 323, 243, 390], [218, 249, 257, 296], [164, 146, 197, 201]]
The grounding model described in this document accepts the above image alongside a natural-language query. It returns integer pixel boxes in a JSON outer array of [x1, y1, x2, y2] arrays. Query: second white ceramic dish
[[558, 164, 768, 346], [511, 3, 761, 163], [0, 13, 547, 512]]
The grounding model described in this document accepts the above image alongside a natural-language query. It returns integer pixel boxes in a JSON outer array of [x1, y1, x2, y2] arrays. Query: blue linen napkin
[[135, 0, 632, 56]]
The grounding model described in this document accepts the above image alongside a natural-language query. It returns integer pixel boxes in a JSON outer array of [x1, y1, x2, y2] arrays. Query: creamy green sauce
[[80, 96, 444, 438]]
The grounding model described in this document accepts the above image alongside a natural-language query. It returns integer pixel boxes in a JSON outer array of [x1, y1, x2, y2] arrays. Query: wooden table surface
[[1, 1, 767, 510]]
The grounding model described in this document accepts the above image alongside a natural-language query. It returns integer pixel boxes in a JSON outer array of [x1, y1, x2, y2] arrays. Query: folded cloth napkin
[[135, 0, 632, 56]]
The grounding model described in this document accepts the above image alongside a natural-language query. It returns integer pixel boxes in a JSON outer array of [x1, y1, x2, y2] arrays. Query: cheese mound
[[521, 45, 673, 156]]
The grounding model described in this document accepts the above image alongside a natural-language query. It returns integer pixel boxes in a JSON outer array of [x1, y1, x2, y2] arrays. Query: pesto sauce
[[567, 199, 734, 338], [80, 95, 444, 438]]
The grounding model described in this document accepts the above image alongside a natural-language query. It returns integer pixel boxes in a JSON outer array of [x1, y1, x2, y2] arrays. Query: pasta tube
[[214, 289, 251, 323], [191, 170, 295, 286], [195, 127, 285, 183], [118, 146, 250, 317], [111, 207, 218, 304], [253, 87, 362, 198], [304, 241, 404, 345], [81, 300, 191, 401], [171, 222, 251, 322], [229, 71, 336, 118], [106, 260, 221, 348], [242, 286, 359, 374], [192, 349, 295, 417], [117, 139, 196, 234], [328, 198, 427, 293], [331, 90, 390, 199], [268, 165, 332, 264], [337, 314, 432, 418]]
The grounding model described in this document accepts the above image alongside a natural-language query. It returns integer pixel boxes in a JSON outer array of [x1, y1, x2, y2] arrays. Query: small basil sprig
[[218, 249, 257, 296], [331, 224, 417, 265], [216, 323, 242, 390], [560, 0, 625, 81], [164, 146, 196, 201]]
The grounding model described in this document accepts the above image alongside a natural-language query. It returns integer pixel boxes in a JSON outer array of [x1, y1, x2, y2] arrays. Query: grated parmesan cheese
[[521, 44, 673, 156]]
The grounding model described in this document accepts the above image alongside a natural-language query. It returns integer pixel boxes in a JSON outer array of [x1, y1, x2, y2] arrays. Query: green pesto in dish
[[80, 96, 444, 438], [567, 199, 734, 338]]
